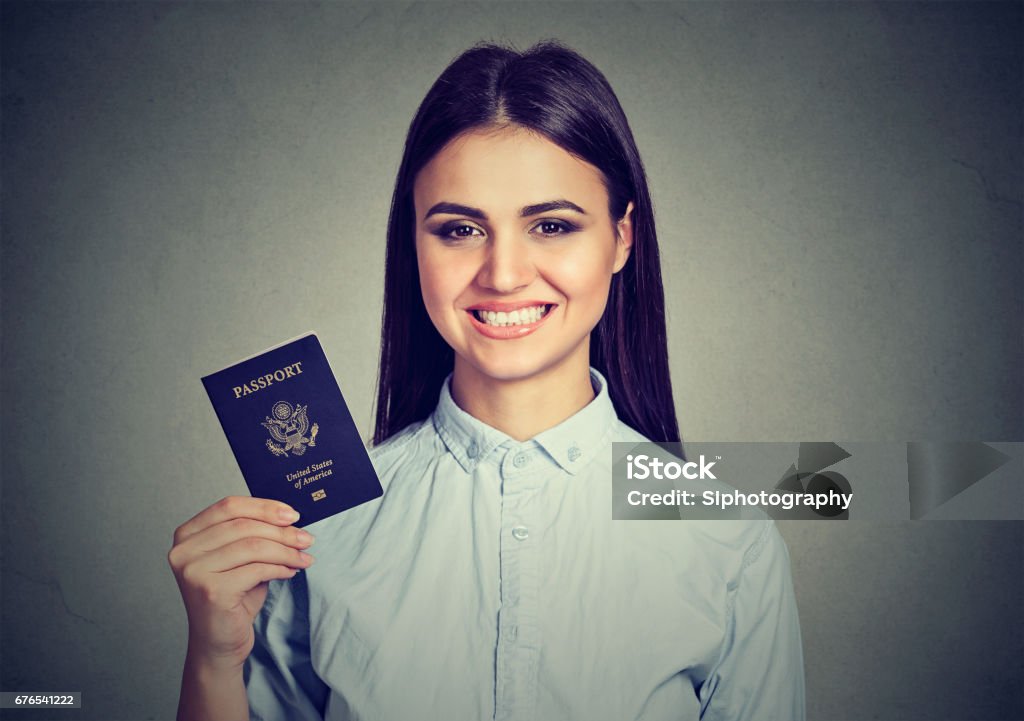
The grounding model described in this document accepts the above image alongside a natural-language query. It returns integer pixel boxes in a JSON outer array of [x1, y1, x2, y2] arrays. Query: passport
[[201, 332, 383, 528]]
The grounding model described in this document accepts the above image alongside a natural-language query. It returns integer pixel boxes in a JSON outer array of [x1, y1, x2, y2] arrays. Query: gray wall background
[[2, 2, 1021, 720]]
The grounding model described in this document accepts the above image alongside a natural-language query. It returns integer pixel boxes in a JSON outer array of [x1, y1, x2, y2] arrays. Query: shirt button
[[568, 444, 582, 462], [503, 625, 518, 642], [513, 453, 528, 468], [467, 442, 479, 459], [511, 525, 529, 541]]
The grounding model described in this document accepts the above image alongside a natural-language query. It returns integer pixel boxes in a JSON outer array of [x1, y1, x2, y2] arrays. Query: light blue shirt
[[245, 367, 806, 720]]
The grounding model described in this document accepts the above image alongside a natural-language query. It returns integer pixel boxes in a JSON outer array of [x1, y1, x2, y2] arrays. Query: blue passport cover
[[201, 332, 383, 528]]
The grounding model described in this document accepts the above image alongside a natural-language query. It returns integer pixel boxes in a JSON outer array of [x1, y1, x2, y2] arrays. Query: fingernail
[[301, 552, 315, 565], [297, 530, 314, 545], [279, 507, 300, 522]]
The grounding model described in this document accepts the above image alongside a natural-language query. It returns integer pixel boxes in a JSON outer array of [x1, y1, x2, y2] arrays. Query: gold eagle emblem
[[262, 400, 319, 457]]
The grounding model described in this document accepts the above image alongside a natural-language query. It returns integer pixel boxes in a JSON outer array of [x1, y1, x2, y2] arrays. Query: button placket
[[495, 444, 541, 721]]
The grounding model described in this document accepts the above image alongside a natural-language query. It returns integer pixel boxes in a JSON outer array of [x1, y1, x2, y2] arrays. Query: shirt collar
[[431, 366, 617, 475]]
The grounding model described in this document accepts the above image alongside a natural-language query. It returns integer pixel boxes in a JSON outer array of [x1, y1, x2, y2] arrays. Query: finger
[[189, 535, 315, 576], [169, 516, 314, 572], [173, 496, 299, 546]]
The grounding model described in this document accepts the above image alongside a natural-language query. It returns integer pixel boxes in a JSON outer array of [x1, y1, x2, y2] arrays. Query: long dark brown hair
[[372, 39, 680, 448]]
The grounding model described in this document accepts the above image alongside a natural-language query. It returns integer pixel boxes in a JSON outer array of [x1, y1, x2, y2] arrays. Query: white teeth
[[473, 305, 549, 326]]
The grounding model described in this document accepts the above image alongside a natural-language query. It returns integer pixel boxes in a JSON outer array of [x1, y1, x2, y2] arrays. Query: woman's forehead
[[413, 127, 607, 216]]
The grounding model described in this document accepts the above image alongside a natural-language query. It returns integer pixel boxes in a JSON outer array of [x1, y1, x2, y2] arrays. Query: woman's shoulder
[[367, 419, 429, 456], [611, 420, 651, 444], [303, 419, 438, 538], [366, 417, 438, 469]]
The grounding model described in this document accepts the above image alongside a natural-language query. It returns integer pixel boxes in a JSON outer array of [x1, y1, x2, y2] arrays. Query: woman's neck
[[449, 355, 596, 442]]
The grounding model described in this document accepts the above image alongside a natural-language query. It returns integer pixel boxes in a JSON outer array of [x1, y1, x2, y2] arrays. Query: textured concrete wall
[[2, 3, 1020, 720]]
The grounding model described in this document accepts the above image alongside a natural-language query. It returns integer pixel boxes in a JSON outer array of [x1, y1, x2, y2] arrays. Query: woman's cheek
[[417, 248, 449, 303], [559, 250, 613, 304], [419, 257, 471, 340], [418, 272, 451, 332]]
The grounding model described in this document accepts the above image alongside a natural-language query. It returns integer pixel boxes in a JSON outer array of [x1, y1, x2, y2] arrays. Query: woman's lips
[[466, 305, 556, 339]]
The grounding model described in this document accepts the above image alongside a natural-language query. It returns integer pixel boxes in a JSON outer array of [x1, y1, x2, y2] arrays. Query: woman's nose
[[476, 233, 536, 293]]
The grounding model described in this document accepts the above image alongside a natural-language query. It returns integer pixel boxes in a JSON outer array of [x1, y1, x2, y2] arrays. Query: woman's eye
[[534, 220, 577, 237], [433, 223, 484, 241]]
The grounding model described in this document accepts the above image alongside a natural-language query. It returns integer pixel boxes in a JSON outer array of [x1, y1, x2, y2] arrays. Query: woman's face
[[413, 125, 633, 384]]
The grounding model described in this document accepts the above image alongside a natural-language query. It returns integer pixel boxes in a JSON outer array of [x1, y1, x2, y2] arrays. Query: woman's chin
[[455, 348, 583, 386]]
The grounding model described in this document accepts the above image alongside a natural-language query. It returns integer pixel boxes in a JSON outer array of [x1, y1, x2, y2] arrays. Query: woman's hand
[[167, 496, 316, 672]]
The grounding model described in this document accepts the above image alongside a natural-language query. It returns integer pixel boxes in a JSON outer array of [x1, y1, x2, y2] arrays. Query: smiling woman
[[173, 39, 805, 721], [414, 126, 636, 432], [375, 41, 680, 450]]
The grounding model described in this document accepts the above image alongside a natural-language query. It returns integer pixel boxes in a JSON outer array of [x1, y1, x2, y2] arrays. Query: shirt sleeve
[[244, 570, 329, 721], [699, 521, 807, 721]]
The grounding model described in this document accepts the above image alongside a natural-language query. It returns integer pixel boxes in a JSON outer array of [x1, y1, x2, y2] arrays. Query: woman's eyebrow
[[521, 199, 587, 217], [423, 199, 587, 221], [424, 202, 486, 221]]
